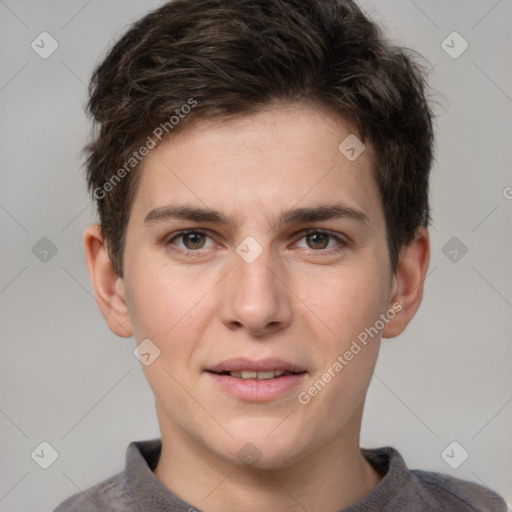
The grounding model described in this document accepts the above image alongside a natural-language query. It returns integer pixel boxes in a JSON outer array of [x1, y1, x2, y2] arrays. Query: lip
[[206, 372, 306, 401], [205, 358, 307, 402], [206, 357, 306, 374]]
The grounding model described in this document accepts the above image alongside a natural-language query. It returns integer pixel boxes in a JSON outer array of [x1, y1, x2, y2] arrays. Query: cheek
[[125, 272, 171, 340], [125, 255, 204, 339], [124, 264, 207, 400], [295, 262, 388, 346], [297, 261, 387, 414], [297, 275, 383, 435], [123, 256, 221, 388]]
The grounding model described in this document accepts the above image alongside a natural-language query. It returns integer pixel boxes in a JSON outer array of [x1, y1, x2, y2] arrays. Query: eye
[[168, 230, 215, 251], [295, 230, 345, 251]]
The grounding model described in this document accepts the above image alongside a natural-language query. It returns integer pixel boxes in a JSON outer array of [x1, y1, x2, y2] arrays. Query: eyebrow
[[143, 203, 369, 229]]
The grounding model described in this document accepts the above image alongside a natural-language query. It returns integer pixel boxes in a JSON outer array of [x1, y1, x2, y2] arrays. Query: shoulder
[[410, 468, 508, 512], [52, 471, 138, 512], [360, 447, 508, 512], [52, 438, 163, 511]]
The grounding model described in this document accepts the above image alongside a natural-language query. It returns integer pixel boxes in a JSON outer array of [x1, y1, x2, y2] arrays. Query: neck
[[153, 408, 382, 511]]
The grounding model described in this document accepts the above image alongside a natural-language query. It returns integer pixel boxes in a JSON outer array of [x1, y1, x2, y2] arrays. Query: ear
[[382, 227, 430, 338], [83, 224, 134, 338]]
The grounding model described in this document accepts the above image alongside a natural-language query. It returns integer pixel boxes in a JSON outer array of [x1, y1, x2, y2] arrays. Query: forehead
[[129, 104, 382, 227]]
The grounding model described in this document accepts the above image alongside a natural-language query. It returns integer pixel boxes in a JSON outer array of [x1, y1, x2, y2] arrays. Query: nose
[[218, 246, 293, 337]]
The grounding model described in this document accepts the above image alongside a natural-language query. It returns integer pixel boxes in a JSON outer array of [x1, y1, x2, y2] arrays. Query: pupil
[[185, 233, 204, 249], [308, 233, 328, 249]]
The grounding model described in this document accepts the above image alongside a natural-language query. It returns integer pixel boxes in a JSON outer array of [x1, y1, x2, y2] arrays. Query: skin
[[84, 104, 430, 512]]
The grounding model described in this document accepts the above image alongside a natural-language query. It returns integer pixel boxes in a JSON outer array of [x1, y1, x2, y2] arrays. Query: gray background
[[1, 0, 511, 510]]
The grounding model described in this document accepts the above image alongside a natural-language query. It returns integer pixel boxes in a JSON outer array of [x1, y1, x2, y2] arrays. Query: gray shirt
[[53, 438, 507, 511]]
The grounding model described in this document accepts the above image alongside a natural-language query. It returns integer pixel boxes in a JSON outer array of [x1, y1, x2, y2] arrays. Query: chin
[[214, 428, 308, 470]]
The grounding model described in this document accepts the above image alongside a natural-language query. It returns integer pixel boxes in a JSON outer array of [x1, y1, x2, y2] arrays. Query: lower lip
[[206, 372, 306, 401]]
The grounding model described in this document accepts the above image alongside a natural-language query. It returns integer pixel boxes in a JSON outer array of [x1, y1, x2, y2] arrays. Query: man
[[54, 0, 507, 510]]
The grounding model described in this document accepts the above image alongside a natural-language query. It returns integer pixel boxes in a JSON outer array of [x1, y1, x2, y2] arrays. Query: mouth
[[205, 358, 307, 401], [205, 357, 307, 378], [210, 369, 303, 380]]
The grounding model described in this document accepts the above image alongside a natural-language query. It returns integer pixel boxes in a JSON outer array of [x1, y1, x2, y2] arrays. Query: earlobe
[[83, 224, 134, 338], [382, 227, 430, 339]]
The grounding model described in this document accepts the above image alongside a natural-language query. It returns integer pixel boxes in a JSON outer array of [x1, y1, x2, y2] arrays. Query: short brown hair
[[85, 0, 435, 277]]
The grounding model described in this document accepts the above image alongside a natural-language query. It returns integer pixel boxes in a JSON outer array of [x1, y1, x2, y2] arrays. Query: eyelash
[[164, 229, 347, 257]]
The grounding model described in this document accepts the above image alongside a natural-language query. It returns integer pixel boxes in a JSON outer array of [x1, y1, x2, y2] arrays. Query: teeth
[[229, 370, 286, 380], [241, 370, 257, 379]]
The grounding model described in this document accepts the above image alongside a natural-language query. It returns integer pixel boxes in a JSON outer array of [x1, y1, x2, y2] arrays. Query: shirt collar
[[122, 438, 406, 511], [123, 438, 195, 511]]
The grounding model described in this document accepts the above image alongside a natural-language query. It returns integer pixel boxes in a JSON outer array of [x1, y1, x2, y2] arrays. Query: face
[[117, 105, 397, 468]]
